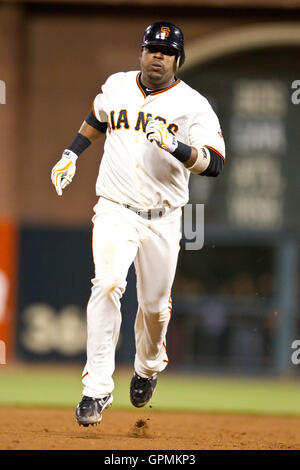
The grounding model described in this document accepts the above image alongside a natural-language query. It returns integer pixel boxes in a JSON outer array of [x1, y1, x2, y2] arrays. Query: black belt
[[123, 204, 166, 219]]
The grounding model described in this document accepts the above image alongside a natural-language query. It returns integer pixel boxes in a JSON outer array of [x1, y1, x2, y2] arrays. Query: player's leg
[[130, 209, 181, 406], [80, 199, 139, 401]]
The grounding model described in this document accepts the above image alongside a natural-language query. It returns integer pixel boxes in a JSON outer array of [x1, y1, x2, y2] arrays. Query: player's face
[[140, 45, 177, 88]]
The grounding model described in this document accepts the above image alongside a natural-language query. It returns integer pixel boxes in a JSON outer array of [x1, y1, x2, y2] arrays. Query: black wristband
[[68, 133, 91, 156], [85, 110, 108, 133], [171, 141, 192, 163]]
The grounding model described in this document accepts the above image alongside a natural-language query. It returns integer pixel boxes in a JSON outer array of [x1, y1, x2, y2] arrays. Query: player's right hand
[[51, 149, 78, 196], [145, 118, 178, 153]]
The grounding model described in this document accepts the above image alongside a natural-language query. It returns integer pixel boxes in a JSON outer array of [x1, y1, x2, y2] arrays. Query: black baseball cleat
[[75, 394, 113, 427], [130, 372, 157, 408]]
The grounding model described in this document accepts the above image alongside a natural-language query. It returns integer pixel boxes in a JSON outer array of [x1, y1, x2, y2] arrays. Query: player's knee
[[141, 298, 171, 320], [91, 275, 126, 298]]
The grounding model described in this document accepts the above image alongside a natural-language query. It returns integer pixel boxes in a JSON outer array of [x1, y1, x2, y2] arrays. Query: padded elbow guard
[[187, 147, 210, 174]]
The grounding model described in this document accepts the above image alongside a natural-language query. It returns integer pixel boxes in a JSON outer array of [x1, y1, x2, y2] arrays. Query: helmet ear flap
[[176, 52, 185, 69]]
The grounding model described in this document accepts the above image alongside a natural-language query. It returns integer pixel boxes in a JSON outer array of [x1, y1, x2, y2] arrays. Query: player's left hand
[[146, 118, 178, 153], [51, 150, 78, 196]]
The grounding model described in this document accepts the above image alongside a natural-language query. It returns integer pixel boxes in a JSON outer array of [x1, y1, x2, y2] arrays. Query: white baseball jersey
[[92, 70, 225, 210]]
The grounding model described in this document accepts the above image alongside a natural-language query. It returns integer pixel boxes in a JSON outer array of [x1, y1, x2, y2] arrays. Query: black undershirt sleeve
[[200, 148, 224, 177], [85, 110, 108, 133]]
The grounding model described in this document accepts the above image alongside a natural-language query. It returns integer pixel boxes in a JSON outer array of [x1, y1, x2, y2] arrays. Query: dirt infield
[[0, 406, 299, 450]]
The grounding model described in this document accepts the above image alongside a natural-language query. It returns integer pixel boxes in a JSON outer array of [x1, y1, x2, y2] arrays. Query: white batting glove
[[146, 118, 178, 153], [51, 149, 78, 196]]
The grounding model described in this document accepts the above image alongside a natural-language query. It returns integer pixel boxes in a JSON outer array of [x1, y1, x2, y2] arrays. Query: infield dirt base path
[[0, 406, 299, 450]]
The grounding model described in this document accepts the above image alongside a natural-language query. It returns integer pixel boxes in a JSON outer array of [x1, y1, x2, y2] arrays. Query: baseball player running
[[51, 21, 225, 427]]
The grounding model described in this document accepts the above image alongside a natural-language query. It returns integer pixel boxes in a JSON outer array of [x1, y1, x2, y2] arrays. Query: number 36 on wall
[[20, 304, 87, 356]]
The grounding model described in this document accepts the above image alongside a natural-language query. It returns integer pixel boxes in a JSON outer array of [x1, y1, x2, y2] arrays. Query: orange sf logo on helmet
[[161, 26, 170, 37]]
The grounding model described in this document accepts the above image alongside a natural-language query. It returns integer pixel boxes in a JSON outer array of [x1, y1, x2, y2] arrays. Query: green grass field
[[1, 364, 300, 416]]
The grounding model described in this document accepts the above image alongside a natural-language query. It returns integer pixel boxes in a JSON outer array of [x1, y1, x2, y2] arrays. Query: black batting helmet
[[141, 21, 185, 68]]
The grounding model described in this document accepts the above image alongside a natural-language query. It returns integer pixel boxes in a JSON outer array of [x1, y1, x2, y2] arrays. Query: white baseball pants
[[81, 197, 182, 398]]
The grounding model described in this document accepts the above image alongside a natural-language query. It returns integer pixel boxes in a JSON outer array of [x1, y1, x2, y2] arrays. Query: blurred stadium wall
[[0, 0, 299, 374]]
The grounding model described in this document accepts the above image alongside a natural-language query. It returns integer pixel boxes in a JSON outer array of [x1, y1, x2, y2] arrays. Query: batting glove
[[146, 118, 178, 153], [51, 149, 78, 196]]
